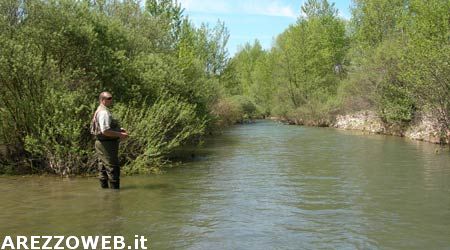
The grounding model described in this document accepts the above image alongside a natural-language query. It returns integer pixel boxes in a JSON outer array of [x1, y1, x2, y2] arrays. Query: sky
[[177, 0, 353, 56]]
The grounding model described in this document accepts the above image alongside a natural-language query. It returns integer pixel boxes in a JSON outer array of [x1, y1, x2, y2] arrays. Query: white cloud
[[178, 0, 297, 18], [242, 1, 297, 18], [178, 0, 231, 13]]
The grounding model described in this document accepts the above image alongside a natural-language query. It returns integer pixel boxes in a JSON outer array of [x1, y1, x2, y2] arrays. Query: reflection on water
[[1, 121, 449, 249]]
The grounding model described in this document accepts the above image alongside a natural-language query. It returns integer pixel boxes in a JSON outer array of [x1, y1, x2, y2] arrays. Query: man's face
[[103, 95, 113, 107]]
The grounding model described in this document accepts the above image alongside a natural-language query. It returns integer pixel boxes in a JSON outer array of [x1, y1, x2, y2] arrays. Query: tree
[[351, 0, 408, 47], [401, 0, 450, 141], [272, 0, 347, 114], [231, 40, 265, 99], [146, 0, 184, 46]]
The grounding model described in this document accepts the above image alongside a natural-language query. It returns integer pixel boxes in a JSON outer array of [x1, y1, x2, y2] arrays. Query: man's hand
[[119, 131, 129, 140]]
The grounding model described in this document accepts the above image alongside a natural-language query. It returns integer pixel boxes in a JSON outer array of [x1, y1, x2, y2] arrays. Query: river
[[1, 120, 449, 249]]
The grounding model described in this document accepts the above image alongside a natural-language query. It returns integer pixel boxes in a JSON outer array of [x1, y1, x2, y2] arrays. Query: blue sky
[[178, 0, 353, 56]]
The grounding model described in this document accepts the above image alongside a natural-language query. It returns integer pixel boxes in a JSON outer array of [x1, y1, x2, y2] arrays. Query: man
[[91, 92, 128, 189]]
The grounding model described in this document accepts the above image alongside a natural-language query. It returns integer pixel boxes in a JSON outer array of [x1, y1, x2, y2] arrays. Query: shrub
[[210, 95, 257, 126], [113, 94, 207, 174], [24, 89, 93, 175], [210, 97, 242, 127]]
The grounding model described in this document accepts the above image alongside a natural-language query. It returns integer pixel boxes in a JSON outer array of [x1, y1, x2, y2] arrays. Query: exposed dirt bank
[[269, 111, 449, 144]]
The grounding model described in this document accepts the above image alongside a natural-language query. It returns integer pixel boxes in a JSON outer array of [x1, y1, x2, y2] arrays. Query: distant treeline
[[0, 0, 449, 175], [225, 0, 449, 136]]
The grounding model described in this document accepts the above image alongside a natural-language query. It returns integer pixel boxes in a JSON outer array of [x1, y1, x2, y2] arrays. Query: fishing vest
[[90, 105, 121, 141]]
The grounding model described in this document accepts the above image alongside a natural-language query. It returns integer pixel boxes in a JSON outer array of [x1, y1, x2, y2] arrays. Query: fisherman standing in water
[[91, 92, 128, 189]]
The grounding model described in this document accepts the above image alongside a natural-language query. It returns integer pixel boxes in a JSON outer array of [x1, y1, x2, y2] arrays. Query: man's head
[[99, 91, 113, 107]]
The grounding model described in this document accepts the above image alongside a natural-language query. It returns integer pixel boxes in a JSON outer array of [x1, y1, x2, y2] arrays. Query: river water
[[1, 121, 449, 249]]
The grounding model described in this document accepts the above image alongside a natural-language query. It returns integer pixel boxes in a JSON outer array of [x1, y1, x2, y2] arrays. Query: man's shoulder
[[97, 109, 109, 115], [97, 109, 111, 119]]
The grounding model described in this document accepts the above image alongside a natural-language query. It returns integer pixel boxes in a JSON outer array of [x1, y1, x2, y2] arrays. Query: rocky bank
[[333, 111, 449, 144]]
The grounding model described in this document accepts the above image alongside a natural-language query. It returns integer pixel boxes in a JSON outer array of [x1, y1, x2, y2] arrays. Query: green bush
[[229, 95, 257, 122], [210, 97, 242, 127], [0, 0, 230, 174], [24, 89, 92, 175], [113, 94, 207, 174], [289, 90, 341, 126], [210, 95, 257, 126]]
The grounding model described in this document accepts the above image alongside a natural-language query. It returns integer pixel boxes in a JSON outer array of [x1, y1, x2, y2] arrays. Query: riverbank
[[334, 111, 449, 144], [270, 111, 449, 145]]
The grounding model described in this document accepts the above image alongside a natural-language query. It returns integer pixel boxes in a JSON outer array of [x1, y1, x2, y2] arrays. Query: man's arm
[[102, 129, 128, 139], [97, 110, 128, 139]]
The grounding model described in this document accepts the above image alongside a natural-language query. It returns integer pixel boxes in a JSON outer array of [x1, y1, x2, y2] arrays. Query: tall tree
[[273, 0, 347, 109]]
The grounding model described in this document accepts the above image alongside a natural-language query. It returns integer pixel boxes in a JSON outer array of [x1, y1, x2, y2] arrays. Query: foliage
[[225, 0, 347, 124], [400, 0, 450, 140], [224, 0, 448, 143], [1, 0, 449, 174], [114, 94, 207, 174], [0, 0, 231, 174], [23, 89, 92, 175], [345, 0, 448, 131], [210, 95, 257, 126]]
